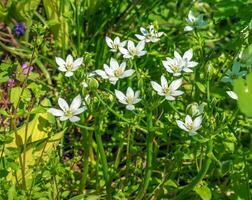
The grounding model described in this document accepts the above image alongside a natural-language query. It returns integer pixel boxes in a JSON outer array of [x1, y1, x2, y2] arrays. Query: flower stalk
[[135, 111, 154, 200]]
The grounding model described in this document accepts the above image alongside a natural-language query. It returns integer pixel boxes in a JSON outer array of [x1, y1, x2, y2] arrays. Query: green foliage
[[0, 0, 252, 200]]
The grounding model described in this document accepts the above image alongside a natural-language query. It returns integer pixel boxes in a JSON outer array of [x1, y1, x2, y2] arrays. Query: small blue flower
[[13, 22, 26, 36]]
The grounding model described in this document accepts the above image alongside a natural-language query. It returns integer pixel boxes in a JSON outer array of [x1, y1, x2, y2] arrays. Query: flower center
[[171, 64, 180, 73], [66, 62, 73, 71], [129, 48, 137, 56], [164, 87, 171, 96], [65, 109, 73, 118], [112, 43, 119, 50], [114, 68, 123, 77], [126, 96, 134, 104], [185, 122, 193, 131]]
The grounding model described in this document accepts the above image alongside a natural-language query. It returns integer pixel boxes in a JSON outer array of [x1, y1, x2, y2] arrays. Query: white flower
[[226, 91, 238, 100], [119, 40, 147, 59], [174, 49, 198, 73], [187, 102, 205, 117], [176, 115, 202, 136], [162, 57, 184, 77], [48, 94, 86, 122], [135, 25, 164, 43], [115, 87, 141, 110], [151, 75, 183, 100], [105, 36, 127, 52], [95, 58, 134, 84], [55, 54, 83, 77], [184, 10, 207, 32]]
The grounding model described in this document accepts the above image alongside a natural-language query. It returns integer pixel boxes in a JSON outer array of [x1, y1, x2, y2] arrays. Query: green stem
[[95, 119, 111, 199], [173, 140, 213, 200], [135, 111, 154, 200], [80, 128, 90, 192]]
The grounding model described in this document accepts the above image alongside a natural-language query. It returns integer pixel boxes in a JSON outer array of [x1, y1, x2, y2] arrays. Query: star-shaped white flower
[[176, 115, 202, 136], [115, 87, 141, 110], [55, 55, 83, 77], [105, 36, 127, 52], [184, 10, 207, 32], [135, 25, 164, 43], [48, 94, 86, 122], [151, 75, 183, 100], [95, 58, 135, 84], [162, 57, 185, 77], [174, 49, 198, 73], [119, 40, 147, 59]]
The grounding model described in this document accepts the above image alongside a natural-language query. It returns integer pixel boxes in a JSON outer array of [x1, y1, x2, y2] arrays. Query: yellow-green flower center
[[164, 87, 171, 96], [126, 96, 134, 104], [114, 68, 123, 77], [66, 62, 73, 71], [65, 109, 73, 117]]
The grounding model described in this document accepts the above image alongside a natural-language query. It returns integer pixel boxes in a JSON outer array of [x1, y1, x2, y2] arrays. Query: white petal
[[133, 98, 141, 104], [126, 87, 134, 97], [127, 40, 135, 51], [135, 91, 140, 98], [115, 90, 127, 103], [183, 67, 193, 73], [136, 41, 145, 51], [70, 94, 81, 111], [227, 91, 238, 100], [121, 40, 127, 47], [170, 79, 182, 91], [165, 95, 175, 101], [151, 81, 163, 93], [183, 49, 193, 61], [185, 115, 193, 125], [65, 71, 74, 77], [137, 50, 147, 57], [160, 75, 168, 89], [110, 58, 119, 70], [174, 51, 182, 60], [171, 90, 184, 96], [126, 104, 135, 110], [184, 26, 194, 32], [73, 107, 86, 115], [114, 36, 120, 44], [58, 98, 69, 111], [105, 36, 113, 48], [176, 120, 189, 132], [119, 47, 129, 55], [104, 64, 114, 76], [69, 116, 80, 122], [73, 57, 83, 69], [95, 70, 108, 79], [188, 11, 195, 23], [58, 66, 67, 72], [48, 108, 64, 116], [66, 54, 73, 64], [135, 34, 145, 41], [60, 116, 69, 121], [55, 57, 65, 67], [193, 115, 202, 130], [121, 69, 135, 78], [140, 27, 148, 35], [120, 62, 126, 71]]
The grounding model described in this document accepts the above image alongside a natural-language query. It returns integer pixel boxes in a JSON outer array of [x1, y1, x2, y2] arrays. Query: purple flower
[[7, 79, 14, 88], [22, 63, 33, 75], [13, 22, 26, 36]]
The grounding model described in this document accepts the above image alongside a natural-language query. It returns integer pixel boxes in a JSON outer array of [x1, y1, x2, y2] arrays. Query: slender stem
[[95, 119, 111, 199], [173, 140, 213, 200], [80, 128, 90, 192], [135, 111, 154, 200]]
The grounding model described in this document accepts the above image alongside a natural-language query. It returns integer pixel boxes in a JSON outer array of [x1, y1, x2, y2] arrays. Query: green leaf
[[234, 72, 252, 117], [194, 184, 212, 200], [10, 87, 22, 108], [195, 82, 206, 93]]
